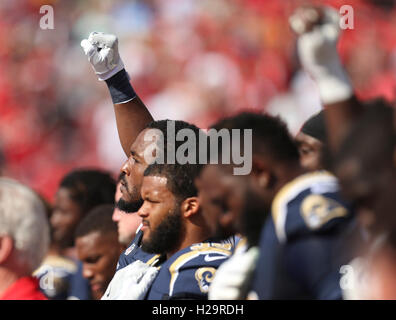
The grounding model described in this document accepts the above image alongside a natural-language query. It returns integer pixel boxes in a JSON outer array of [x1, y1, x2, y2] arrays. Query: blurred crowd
[[1, 0, 396, 201]]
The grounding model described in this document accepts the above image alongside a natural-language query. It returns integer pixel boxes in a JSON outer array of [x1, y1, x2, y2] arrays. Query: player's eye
[[211, 198, 228, 212], [145, 198, 159, 204], [299, 145, 313, 155], [86, 256, 100, 264]]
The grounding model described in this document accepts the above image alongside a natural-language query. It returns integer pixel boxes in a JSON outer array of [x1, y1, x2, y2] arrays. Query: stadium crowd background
[[0, 0, 396, 202]]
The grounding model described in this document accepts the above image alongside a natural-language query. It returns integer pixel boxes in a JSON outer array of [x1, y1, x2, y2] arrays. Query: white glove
[[81, 32, 125, 81], [208, 247, 259, 300], [101, 260, 159, 300], [289, 7, 353, 104]]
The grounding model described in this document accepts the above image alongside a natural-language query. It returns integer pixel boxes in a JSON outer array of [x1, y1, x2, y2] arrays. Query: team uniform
[[250, 171, 357, 299], [103, 222, 235, 300], [116, 225, 158, 271], [146, 240, 233, 300]]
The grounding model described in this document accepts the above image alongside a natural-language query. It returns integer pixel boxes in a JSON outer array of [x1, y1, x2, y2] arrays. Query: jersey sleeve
[[168, 257, 224, 299], [147, 242, 233, 300], [271, 172, 353, 243]]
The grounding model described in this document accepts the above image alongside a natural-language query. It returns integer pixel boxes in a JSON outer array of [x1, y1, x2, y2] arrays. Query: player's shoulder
[[168, 240, 233, 270], [149, 240, 233, 299], [271, 170, 352, 242], [117, 228, 157, 270]]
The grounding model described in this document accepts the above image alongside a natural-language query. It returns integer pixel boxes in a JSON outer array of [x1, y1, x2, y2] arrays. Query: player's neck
[[0, 267, 21, 298], [166, 224, 211, 259], [274, 161, 306, 193]]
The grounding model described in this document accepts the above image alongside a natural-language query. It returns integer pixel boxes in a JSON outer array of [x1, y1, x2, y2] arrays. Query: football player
[[75, 205, 124, 300], [140, 163, 232, 299], [197, 112, 357, 299], [290, 5, 396, 299], [80, 31, 226, 298]]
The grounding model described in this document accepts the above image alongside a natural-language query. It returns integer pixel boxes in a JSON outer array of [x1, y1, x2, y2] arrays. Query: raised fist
[[81, 32, 125, 81], [289, 6, 353, 104]]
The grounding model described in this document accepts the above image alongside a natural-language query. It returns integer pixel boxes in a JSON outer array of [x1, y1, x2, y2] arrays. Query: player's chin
[[141, 228, 150, 242], [91, 283, 105, 300]]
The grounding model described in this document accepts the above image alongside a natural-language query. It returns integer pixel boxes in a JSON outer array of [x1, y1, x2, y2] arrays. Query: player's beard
[[141, 206, 185, 255], [116, 197, 143, 213], [240, 188, 269, 247], [117, 172, 143, 213]]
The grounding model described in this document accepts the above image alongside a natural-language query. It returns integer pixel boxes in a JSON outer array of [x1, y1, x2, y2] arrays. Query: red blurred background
[[0, 0, 395, 201]]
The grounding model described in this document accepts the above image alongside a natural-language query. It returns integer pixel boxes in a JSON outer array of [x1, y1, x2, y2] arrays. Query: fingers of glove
[[141, 267, 159, 282], [88, 32, 118, 49], [225, 249, 259, 274], [80, 39, 97, 57], [137, 267, 158, 288], [245, 247, 260, 263], [290, 6, 339, 38], [99, 47, 118, 71], [209, 286, 241, 300], [321, 8, 340, 41], [123, 260, 150, 283], [289, 7, 322, 34]]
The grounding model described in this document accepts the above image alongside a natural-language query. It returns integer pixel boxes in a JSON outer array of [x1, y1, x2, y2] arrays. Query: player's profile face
[[119, 129, 154, 210], [295, 132, 323, 172], [51, 187, 82, 248], [138, 175, 183, 254], [76, 231, 122, 300], [196, 164, 240, 239], [113, 182, 142, 244]]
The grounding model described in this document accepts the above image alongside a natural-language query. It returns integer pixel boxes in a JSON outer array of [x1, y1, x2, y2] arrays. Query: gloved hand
[[208, 247, 259, 300], [289, 6, 353, 104], [101, 260, 159, 300], [81, 32, 125, 81]]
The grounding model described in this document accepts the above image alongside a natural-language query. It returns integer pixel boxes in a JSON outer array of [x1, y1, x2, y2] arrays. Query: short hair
[[75, 204, 117, 239], [211, 112, 300, 163], [59, 169, 116, 214], [145, 119, 206, 163], [0, 178, 50, 272], [144, 163, 201, 201]]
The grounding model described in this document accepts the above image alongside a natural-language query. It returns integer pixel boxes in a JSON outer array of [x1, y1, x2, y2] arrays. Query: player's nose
[[121, 160, 131, 176], [82, 264, 94, 280], [112, 208, 121, 222], [137, 202, 149, 219]]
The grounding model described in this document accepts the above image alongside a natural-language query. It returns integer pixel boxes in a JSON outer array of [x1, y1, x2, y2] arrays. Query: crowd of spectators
[[1, 0, 396, 201]]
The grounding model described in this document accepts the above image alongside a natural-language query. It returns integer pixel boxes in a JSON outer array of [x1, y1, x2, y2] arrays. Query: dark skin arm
[[113, 96, 154, 156], [323, 96, 364, 153]]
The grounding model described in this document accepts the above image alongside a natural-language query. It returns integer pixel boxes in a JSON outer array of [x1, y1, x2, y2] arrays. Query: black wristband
[[105, 69, 136, 104]]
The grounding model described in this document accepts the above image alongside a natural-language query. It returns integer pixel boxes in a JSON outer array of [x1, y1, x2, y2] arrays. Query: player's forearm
[[113, 97, 153, 156], [323, 96, 363, 153], [104, 68, 153, 155]]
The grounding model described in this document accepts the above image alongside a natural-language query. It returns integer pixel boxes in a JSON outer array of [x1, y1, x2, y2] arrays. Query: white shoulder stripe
[[168, 247, 231, 296]]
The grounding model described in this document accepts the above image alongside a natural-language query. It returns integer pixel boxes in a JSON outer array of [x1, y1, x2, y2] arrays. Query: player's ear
[[0, 235, 14, 264], [182, 197, 200, 218]]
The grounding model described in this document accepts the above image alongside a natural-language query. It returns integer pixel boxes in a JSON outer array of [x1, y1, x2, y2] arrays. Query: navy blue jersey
[[146, 241, 233, 300], [251, 171, 356, 299], [34, 255, 77, 300], [116, 227, 158, 271], [67, 261, 92, 300]]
